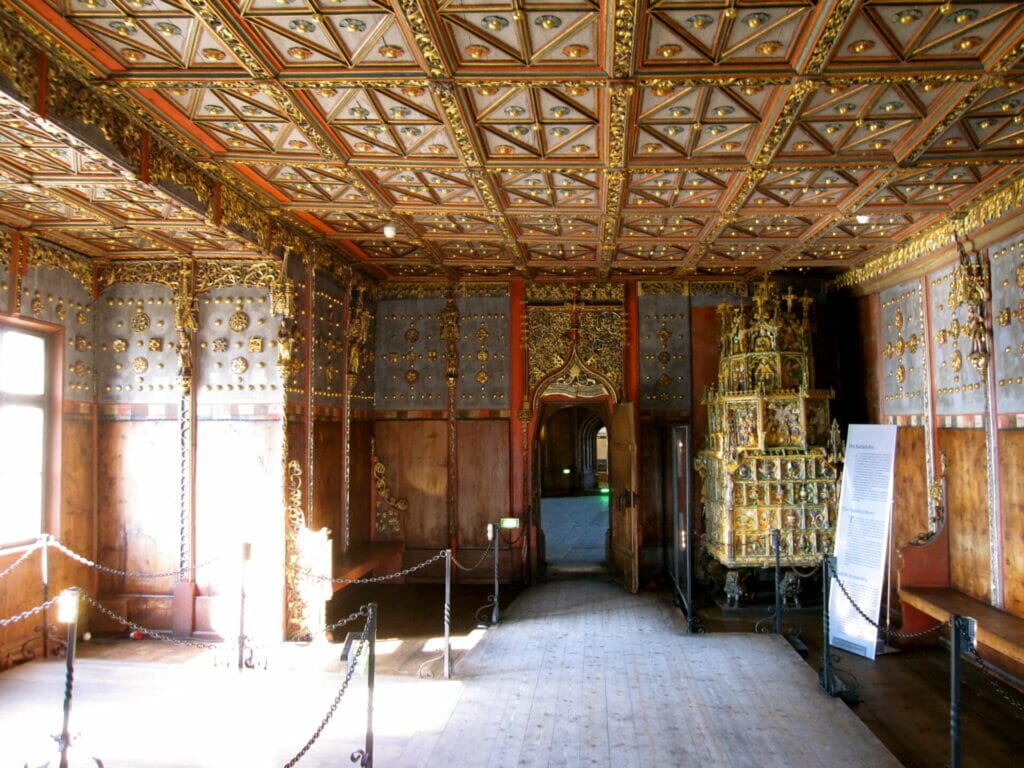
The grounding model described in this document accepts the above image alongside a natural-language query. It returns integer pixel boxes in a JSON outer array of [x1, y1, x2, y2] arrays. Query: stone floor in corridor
[[0, 577, 922, 768]]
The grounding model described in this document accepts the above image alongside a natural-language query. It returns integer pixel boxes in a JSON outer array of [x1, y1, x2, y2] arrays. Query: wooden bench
[[899, 586, 1024, 678], [330, 541, 403, 593]]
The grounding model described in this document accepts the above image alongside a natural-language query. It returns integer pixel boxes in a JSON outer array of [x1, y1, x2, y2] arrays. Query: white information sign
[[828, 424, 897, 660]]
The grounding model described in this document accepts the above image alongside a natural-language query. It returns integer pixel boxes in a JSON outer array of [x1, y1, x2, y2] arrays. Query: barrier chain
[[825, 558, 950, 641], [282, 608, 371, 768], [0, 595, 61, 628], [0, 540, 42, 581], [306, 549, 448, 586], [964, 641, 1024, 719], [824, 559, 1024, 719], [80, 592, 219, 650], [325, 607, 373, 635], [451, 540, 494, 572], [49, 539, 218, 580]]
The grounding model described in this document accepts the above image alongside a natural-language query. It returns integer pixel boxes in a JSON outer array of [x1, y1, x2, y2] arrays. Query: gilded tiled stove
[[696, 282, 842, 570]]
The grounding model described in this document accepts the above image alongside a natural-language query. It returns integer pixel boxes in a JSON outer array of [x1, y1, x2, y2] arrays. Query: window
[[0, 322, 55, 545]]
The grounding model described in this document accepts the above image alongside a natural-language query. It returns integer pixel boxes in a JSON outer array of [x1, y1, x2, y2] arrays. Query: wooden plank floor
[[0, 579, 902, 768]]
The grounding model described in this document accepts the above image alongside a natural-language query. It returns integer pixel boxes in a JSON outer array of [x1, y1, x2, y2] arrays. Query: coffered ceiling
[[2, 1, 1024, 283]]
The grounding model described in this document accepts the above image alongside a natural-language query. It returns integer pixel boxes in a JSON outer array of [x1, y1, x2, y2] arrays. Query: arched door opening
[[537, 404, 610, 576]]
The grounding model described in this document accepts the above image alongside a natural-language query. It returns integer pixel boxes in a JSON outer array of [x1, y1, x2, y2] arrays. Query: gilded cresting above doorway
[[526, 283, 624, 403]]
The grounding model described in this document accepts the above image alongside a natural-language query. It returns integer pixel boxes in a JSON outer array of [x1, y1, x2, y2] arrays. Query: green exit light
[[500, 517, 520, 530]]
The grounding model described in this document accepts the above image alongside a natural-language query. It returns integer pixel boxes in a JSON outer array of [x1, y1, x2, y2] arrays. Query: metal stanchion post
[[772, 529, 782, 635], [364, 603, 377, 768], [491, 523, 501, 625], [821, 555, 834, 694], [819, 557, 858, 702], [949, 615, 975, 768], [42, 534, 50, 658], [444, 549, 452, 679], [238, 542, 251, 671], [57, 588, 80, 768]]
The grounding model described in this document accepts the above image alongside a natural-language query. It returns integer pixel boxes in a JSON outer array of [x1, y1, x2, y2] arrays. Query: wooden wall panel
[[0, 547, 46, 667], [891, 427, 929, 555], [373, 420, 447, 548], [690, 304, 719, 538], [939, 428, 991, 602], [313, 419, 344, 537], [96, 419, 181, 596], [457, 420, 509, 547], [851, 294, 884, 428], [348, 419, 372, 551], [999, 429, 1024, 618], [194, 419, 284, 640]]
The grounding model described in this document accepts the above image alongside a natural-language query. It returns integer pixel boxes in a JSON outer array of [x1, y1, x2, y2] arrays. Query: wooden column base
[[171, 581, 197, 638]]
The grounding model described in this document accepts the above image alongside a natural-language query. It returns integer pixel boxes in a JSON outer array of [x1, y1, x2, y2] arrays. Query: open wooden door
[[609, 402, 639, 593]]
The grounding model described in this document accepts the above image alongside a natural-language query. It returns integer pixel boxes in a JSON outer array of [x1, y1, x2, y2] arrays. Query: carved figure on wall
[[176, 328, 192, 394]]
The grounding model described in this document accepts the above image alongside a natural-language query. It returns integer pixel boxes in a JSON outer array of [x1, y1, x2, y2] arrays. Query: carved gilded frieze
[[527, 305, 623, 393], [26, 239, 92, 289], [47, 67, 142, 168], [195, 260, 279, 293], [688, 281, 748, 298], [149, 142, 214, 207], [833, 174, 1024, 289], [0, 19, 37, 102], [377, 282, 448, 300], [99, 260, 178, 290], [526, 283, 624, 304], [220, 187, 269, 245]]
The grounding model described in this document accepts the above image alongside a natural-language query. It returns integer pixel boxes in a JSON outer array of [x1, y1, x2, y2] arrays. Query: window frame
[[0, 316, 62, 549]]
